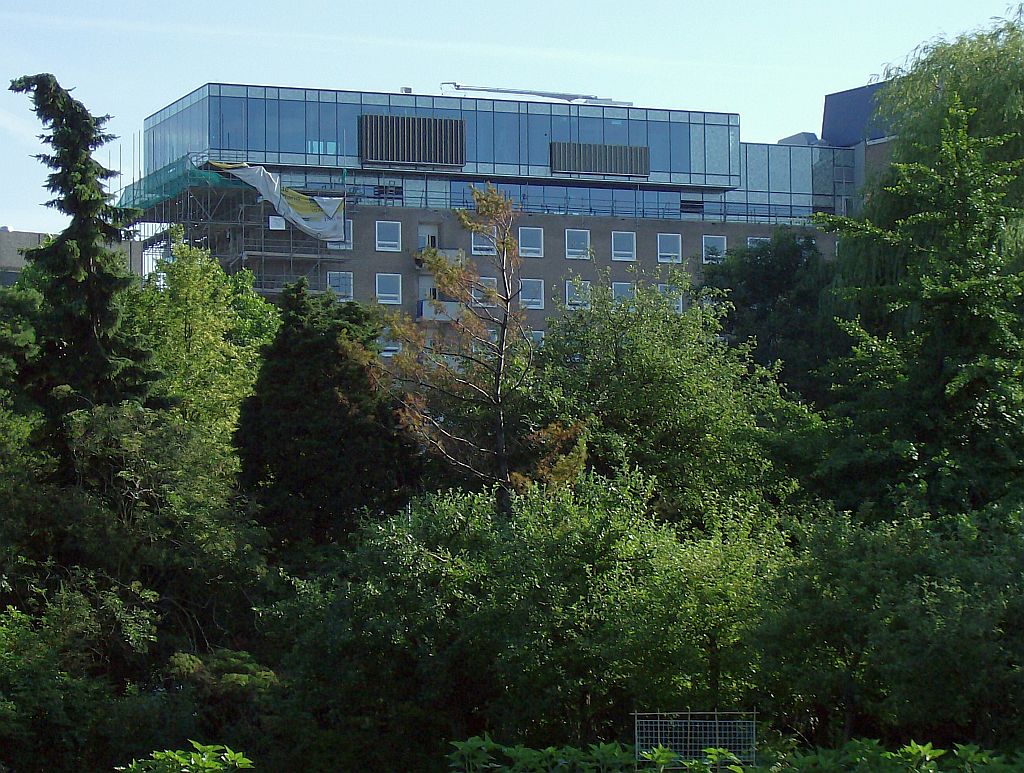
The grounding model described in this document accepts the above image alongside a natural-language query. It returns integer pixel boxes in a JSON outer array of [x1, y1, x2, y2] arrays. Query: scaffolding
[[122, 154, 357, 294]]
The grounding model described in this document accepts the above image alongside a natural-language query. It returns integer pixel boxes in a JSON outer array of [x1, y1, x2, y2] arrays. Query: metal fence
[[634, 711, 757, 767]]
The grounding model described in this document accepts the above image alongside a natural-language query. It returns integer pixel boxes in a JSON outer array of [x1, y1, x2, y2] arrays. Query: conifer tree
[[9, 73, 153, 409], [236, 280, 420, 547]]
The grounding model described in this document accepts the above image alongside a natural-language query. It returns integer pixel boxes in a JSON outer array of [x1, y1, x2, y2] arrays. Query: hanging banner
[[211, 162, 347, 241]]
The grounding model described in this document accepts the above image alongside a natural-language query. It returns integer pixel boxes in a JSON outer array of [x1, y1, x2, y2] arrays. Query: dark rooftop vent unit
[[360, 114, 465, 167], [550, 142, 650, 177]]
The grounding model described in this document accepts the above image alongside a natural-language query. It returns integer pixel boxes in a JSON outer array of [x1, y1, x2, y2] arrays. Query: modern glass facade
[[143, 83, 854, 223]]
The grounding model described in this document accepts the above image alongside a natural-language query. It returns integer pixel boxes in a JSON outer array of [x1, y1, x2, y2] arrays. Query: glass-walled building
[[126, 82, 854, 317], [141, 83, 853, 224]]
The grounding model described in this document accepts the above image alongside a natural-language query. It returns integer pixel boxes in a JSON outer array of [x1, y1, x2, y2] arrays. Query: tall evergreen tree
[[236, 280, 420, 548], [9, 73, 154, 410]]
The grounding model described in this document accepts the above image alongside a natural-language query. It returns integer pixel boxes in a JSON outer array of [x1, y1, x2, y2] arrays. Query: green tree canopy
[[8, 74, 154, 411], [236, 280, 420, 548]]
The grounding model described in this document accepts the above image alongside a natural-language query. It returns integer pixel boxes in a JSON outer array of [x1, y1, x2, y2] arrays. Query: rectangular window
[[612, 281, 636, 303], [611, 231, 636, 261], [375, 273, 402, 304], [472, 276, 498, 307], [518, 226, 544, 258], [657, 233, 682, 263], [747, 236, 771, 248], [529, 329, 545, 346], [375, 221, 401, 252], [703, 234, 727, 264], [565, 280, 592, 309], [327, 271, 353, 301], [519, 278, 544, 310], [471, 228, 497, 256], [565, 229, 591, 260], [378, 339, 402, 359], [327, 219, 354, 250], [658, 283, 684, 314]]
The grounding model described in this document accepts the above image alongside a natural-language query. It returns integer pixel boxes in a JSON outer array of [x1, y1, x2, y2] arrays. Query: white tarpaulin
[[212, 162, 347, 241]]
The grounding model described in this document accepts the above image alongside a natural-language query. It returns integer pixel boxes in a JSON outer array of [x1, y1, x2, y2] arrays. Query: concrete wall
[[265, 206, 834, 331]]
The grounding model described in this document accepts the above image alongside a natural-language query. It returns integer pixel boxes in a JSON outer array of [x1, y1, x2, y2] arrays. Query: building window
[[327, 219, 354, 250], [611, 231, 636, 261], [657, 233, 682, 263], [658, 283, 684, 314], [375, 273, 402, 304], [612, 281, 636, 303], [471, 228, 497, 256], [703, 234, 727, 264], [519, 278, 544, 310], [565, 229, 591, 260], [376, 221, 401, 252], [327, 271, 353, 301], [565, 280, 591, 309], [529, 329, 545, 346], [472, 276, 498, 307], [518, 226, 544, 258], [747, 236, 771, 248], [379, 339, 402, 359]]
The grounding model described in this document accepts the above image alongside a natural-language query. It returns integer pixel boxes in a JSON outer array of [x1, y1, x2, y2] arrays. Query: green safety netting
[[118, 154, 246, 211]]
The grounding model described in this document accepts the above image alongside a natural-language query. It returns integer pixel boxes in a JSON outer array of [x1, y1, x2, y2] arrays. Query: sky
[[0, 0, 1018, 233]]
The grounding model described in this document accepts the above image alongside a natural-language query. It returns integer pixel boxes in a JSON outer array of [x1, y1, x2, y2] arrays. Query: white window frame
[[611, 231, 636, 261], [375, 220, 402, 252], [518, 226, 544, 258], [379, 340, 402, 359], [658, 283, 685, 314], [471, 227, 497, 256], [375, 273, 402, 305], [326, 219, 355, 251], [472, 276, 498, 308], [746, 236, 771, 248], [611, 281, 636, 303], [326, 270, 353, 301], [519, 278, 545, 310], [565, 280, 592, 309], [565, 229, 591, 260], [657, 233, 682, 263], [529, 330, 545, 346], [703, 234, 727, 264]]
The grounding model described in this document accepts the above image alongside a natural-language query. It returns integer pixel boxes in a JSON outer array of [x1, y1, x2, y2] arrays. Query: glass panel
[[337, 103, 359, 157], [579, 116, 602, 144], [769, 145, 791, 191], [376, 221, 401, 251], [790, 146, 813, 193], [628, 118, 647, 147], [265, 99, 279, 151], [705, 125, 729, 175], [670, 122, 690, 173], [494, 112, 519, 163], [221, 96, 245, 150], [702, 235, 727, 263], [745, 144, 769, 191], [565, 229, 590, 259], [527, 113, 550, 166], [611, 231, 636, 261], [518, 227, 544, 257], [246, 98, 265, 151], [688, 124, 704, 174], [657, 233, 682, 263], [605, 118, 627, 145], [520, 278, 544, 309], [477, 111, 494, 162], [280, 100, 305, 153], [649, 121, 670, 172]]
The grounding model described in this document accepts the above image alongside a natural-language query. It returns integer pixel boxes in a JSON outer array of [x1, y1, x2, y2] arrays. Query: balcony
[[417, 299, 463, 322]]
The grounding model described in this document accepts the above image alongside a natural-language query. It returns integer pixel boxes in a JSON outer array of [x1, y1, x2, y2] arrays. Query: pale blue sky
[[0, 0, 1017, 233]]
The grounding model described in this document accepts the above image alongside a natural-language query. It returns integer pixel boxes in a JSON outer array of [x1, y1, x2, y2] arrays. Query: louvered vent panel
[[360, 115, 465, 166], [550, 142, 650, 176]]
